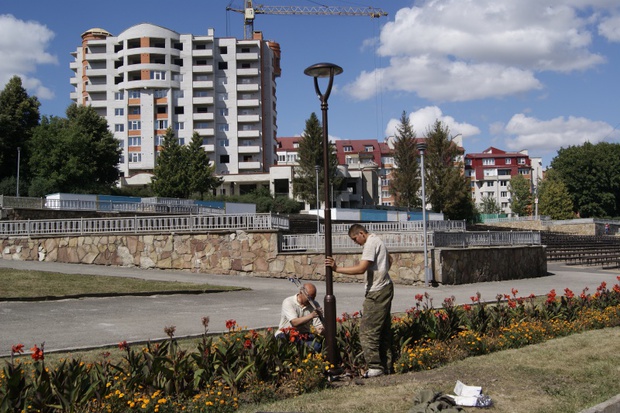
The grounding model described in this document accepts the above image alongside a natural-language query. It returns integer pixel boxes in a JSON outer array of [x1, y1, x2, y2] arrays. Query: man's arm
[[325, 257, 372, 275]]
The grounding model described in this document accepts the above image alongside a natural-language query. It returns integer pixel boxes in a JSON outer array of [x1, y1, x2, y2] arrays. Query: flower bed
[[2, 278, 620, 412]]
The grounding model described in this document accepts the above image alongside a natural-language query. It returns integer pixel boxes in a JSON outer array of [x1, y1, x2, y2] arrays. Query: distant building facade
[[70, 24, 281, 195], [465, 147, 543, 215]]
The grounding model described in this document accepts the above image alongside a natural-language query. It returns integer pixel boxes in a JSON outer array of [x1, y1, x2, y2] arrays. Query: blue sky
[[2, 0, 620, 167]]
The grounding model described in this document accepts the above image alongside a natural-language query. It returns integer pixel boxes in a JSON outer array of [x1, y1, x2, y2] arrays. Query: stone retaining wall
[[0, 231, 546, 285]]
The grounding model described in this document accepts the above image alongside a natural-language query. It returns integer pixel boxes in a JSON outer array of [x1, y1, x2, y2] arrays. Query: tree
[[537, 170, 574, 220], [424, 120, 475, 221], [390, 111, 421, 209], [28, 104, 120, 196], [550, 142, 620, 218], [292, 113, 342, 207], [509, 174, 532, 217], [150, 128, 189, 198], [0, 76, 41, 189], [480, 194, 502, 214], [186, 132, 222, 199]]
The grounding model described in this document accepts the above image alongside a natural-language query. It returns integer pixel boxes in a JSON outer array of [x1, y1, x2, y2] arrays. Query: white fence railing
[[328, 220, 465, 234], [281, 230, 541, 252], [0, 214, 289, 237]]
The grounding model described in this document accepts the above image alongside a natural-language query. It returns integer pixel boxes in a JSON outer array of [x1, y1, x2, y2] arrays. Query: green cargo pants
[[360, 282, 394, 372]]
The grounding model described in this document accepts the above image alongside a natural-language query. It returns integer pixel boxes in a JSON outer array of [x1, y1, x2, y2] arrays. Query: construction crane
[[226, 0, 388, 39]]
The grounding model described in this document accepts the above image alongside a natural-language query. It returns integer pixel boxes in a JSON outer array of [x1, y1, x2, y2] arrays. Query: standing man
[[325, 224, 393, 378], [276, 282, 324, 350]]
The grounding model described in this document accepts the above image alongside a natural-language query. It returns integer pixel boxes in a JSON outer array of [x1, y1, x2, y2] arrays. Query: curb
[[0, 288, 246, 302], [579, 394, 620, 413]]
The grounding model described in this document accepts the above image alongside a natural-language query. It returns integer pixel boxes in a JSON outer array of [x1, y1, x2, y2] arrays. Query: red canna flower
[[546, 289, 557, 305], [564, 288, 574, 299], [511, 288, 518, 297], [225, 319, 237, 330], [463, 304, 472, 311], [508, 299, 516, 308], [415, 294, 424, 302], [11, 344, 24, 355], [118, 341, 129, 351], [164, 325, 176, 338], [597, 282, 607, 292], [30, 344, 44, 361], [243, 339, 252, 349]]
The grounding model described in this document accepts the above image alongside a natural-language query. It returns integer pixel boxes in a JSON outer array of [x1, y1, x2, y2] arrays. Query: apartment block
[[465, 147, 543, 215], [70, 24, 281, 195]]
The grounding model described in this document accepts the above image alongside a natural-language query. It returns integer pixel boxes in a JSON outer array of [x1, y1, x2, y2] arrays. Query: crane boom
[[226, 1, 388, 39]]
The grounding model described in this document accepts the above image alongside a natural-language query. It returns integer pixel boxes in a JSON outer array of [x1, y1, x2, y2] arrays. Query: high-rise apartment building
[[465, 147, 543, 215], [70, 23, 281, 194]]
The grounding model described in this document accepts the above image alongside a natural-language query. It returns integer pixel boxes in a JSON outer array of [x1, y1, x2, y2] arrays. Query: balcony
[[202, 144, 215, 152], [193, 64, 213, 73], [237, 68, 259, 77], [236, 52, 258, 60], [237, 83, 259, 92], [194, 127, 214, 136], [85, 84, 107, 93], [238, 161, 261, 170], [238, 99, 259, 107], [192, 96, 214, 105], [193, 112, 214, 121], [238, 145, 261, 154], [85, 68, 108, 77], [192, 49, 213, 57], [238, 114, 260, 123], [192, 80, 214, 89], [238, 130, 260, 138]]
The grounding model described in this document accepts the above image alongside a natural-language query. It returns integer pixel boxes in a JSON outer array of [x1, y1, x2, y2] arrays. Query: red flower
[[546, 289, 557, 305], [415, 294, 424, 302], [225, 319, 237, 330], [250, 329, 259, 340], [243, 339, 252, 349], [30, 344, 44, 361], [511, 288, 518, 297], [463, 304, 472, 311], [352, 311, 360, 318], [597, 282, 607, 292], [11, 344, 24, 355], [118, 341, 129, 351], [503, 294, 510, 300], [564, 288, 575, 299], [508, 299, 516, 309]]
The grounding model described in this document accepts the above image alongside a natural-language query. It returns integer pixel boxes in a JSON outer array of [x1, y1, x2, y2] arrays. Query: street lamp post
[[315, 165, 320, 234], [417, 142, 431, 287], [304, 62, 343, 367], [16, 147, 21, 197]]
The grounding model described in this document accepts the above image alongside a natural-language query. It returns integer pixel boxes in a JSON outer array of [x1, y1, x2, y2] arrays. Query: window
[[218, 61, 228, 70], [154, 89, 167, 99], [128, 152, 142, 163], [172, 73, 182, 81], [365, 145, 374, 152], [157, 120, 168, 129], [194, 90, 210, 97], [293, 142, 299, 148], [195, 122, 210, 129], [518, 169, 529, 175], [241, 47, 250, 53], [381, 179, 390, 186], [518, 158, 526, 165], [501, 191, 508, 197], [505, 158, 512, 164], [218, 139, 229, 147], [172, 90, 184, 99], [343, 146, 353, 152], [241, 63, 251, 69], [128, 90, 140, 99], [174, 106, 184, 115], [114, 124, 124, 132], [218, 108, 228, 116], [150, 71, 166, 80], [155, 135, 165, 146], [177, 138, 185, 145], [218, 93, 228, 101], [465, 158, 472, 165], [156, 106, 167, 114], [483, 158, 495, 165], [202, 138, 210, 145], [114, 108, 124, 116], [278, 154, 285, 162], [381, 191, 391, 198], [217, 124, 229, 132], [220, 155, 229, 163], [129, 106, 141, 115], [114, 92, 124, 101], [500, 180, 508, 187], [128, 137, 141, 146], [174, 122, 184, 130], [128, 120, 141, 130], [219, 46, 228, 54], [487, 181, 495, 187], [217, 77, 228, 86]]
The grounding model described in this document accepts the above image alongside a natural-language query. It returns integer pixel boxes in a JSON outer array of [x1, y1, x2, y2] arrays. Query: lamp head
[[416, 142, 427, 153], [304, 63, 343, 78]]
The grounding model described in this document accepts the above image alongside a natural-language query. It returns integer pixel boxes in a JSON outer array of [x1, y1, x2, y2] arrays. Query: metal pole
[[315, 165, 320, 234], [305, 62, 343, 367], [417, 142, 431, 287], [16, 147, 21, 197]]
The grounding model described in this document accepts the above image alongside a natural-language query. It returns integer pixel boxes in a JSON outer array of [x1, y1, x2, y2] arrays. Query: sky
[[2, 0, 620, 167]]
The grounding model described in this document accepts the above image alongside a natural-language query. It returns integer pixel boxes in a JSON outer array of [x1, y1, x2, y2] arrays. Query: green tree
[[424, 120, 475, 221], [537, 171, 574, 220], [28, 105, 120, 196], [390, 111, 421, 209], [292, 113, 342, 207], [0, 76, 41, 189], [509, 174, 532, 216], [150, 128, 189, 198], [186, 132, 222, 199], [550, 142, 620, 218], [480, 194, 502, 214]]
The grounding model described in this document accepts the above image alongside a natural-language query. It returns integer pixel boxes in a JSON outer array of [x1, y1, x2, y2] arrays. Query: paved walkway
[[1, 259, 619, 357]]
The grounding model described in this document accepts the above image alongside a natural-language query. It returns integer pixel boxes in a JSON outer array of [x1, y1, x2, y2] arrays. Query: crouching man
[[275, 282, 324, 351]]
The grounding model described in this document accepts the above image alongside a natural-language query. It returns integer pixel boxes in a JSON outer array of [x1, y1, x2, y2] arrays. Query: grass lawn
[[0, 267, 244, 299]]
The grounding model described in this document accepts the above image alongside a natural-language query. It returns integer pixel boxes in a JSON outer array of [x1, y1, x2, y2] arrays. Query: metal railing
[[281, 230, 540, 252], [0, 195, 223, 215], [483, 215, 550, 224], [0, 213, 289, 237], [329, 220, 465, 234]]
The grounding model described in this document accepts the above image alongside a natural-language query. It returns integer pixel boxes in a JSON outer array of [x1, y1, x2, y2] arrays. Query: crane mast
[[226, 0, 388, 39]]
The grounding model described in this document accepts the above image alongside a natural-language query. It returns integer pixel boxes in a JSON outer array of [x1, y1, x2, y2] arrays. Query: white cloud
[[0, 14, 57, 99], [385, 106, 481, 139], [502, 113, 619, 154], [344, 0, 618, 102]]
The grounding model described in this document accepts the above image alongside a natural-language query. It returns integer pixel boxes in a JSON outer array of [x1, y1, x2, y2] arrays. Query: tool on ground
[[288, 276, 325, 324]]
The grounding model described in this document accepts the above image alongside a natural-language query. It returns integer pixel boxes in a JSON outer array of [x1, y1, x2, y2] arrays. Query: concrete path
[[1, 259, 619, 357]]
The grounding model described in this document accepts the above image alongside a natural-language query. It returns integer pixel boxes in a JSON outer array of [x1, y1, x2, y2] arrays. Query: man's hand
[[325, 256, 336, 270]]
